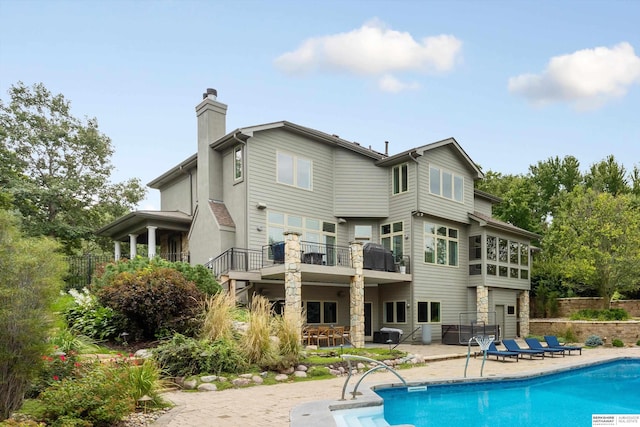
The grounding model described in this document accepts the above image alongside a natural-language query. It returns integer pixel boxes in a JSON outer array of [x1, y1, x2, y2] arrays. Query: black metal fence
[[64, 254, 114, 290]]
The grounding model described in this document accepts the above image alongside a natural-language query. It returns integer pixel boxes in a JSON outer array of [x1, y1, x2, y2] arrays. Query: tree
[[0, 211, 66, 420], [584, 155, 629, 196], [540, 188, 640, 307], [0, 82, 146, 254]]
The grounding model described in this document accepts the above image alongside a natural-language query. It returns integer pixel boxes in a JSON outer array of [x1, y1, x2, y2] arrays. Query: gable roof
[[95, 210, 192, 240]]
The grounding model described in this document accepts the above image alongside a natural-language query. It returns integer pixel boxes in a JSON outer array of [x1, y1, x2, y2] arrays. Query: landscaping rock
[[183, 379, 197, 390], [134, 349, 153, 359], [337, 366, 345, 374], [275, 374, 289, 382], [296, 365, 308, 372], [293, 371, 307, 378], [217, 376, 228, 382], [252, 375, 264, 384], [280, 366, 295, 375], [357, 362, 365, 370], [197, 383, 217, 392], [232, 378, 251, 387], [200, 375, 217, 383], [329, 369, 341, 376], [239, 373, 253, 379]]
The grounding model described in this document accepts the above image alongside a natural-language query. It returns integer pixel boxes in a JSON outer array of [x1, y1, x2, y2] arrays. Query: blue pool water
[[372, 359, 640, 427]]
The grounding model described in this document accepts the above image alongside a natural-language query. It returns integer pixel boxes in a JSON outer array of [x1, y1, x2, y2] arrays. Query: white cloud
[[508, 42, 640, 110], [378, 75, 421, 93], [274, 19, 462, 92]]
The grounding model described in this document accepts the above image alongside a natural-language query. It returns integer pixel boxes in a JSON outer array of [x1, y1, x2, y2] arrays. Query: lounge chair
[[525, 337, 565, 357], [544, 335, 583, 355], [485, 342, 519, 362], [502, 339, 545, 359]]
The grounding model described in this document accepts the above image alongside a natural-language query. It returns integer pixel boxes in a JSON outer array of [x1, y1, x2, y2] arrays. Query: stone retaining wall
[[529, 319, 640, 344], [556, 298, 640, 317]]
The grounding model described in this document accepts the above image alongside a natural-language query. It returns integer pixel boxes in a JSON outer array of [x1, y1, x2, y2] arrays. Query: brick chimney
[[196, 88, 227, 202]]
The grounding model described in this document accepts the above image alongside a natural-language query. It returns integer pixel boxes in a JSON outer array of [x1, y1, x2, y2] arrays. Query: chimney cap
[[202, 88, 218, 100]]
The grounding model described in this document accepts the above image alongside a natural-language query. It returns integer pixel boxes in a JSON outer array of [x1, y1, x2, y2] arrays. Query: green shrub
[[63, 288, 123, 341], [153, 334, 246, 377], [27, 351, 82, 398], [97, 268, 204, 341], [570, 308, 630, 321], [306, 366, 330, 377], [585, 335, 604, 347], [241, 296, 278, 369], [126, 359, 167, 408], [93, 257, 221, 296], [636, 339, 640, 346], [562, 328, 578, 343], [39, 361, 135, 426], [612, 338, 624, 347], [200, 293, 237, 342]]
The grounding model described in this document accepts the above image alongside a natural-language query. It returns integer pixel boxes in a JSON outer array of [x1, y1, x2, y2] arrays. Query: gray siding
[[159, 174, 193, 214], [246, 129, 337, 250], [474, 197, 493, 216], [334, 150, 388, 217], [221, 146, 245, 247], [188, 205, 222, 264], [491, 288, 518, 339], [418, 146, 474, 224]]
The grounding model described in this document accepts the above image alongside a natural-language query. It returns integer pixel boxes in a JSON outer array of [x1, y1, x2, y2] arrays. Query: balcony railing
[[205, 248, 263, 276]]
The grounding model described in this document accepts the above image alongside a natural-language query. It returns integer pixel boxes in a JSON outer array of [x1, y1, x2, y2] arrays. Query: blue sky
[[1, 0, 639, 210]]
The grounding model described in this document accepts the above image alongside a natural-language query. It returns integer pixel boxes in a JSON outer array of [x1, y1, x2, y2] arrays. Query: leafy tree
[[540, 188, 640, 307], [529, 155, 582, 220], [584, 155, 629, 196], [0, 211, 66, 420], [0, 82, 146, 254]]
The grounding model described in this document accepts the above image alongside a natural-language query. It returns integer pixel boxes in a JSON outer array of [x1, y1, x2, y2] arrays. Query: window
[[392, 163, 408, 194], [417, 301, 441, 323], [384, 301, 407, 323], [277, 152, 312, 190], [304, 301, 337, 324], [267, 212, 337, 261], [429, 165, 464, 202], [507, 306, 515, 315], [424, 223, 458, 266], [509, 241, 519, 264], [234, 146, 243, 180], [510, 267, 519, 278], [381, 221, 403, 261], [520, 244, 529, 266], [354, 225, 372, 242], [498, 238, 508, 262], [499, 266, 508, 277], [487, 236, 497, 261], [469, 236, 481, 261]]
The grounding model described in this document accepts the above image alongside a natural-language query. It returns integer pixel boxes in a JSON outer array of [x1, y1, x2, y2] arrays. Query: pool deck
[[153, 343, 640, 427]]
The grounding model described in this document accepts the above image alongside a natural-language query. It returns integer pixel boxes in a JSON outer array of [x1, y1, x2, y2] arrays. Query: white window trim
[[424, 223, 459, 267], [276, 151, 313, 190], [416, 300, 442, 324], [384, 300, 408, 324], [234, 145, 243, 181], [392, 163, 408, 195], [429, 165, 464, 203]]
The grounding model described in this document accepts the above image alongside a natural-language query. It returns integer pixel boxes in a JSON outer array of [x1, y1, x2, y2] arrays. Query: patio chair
[[485, 342, 519, 362], [525, 337, 565, 357], [502, 339, 545, 359], [544, 335, 583, 355], [316, 326, 330, 347]]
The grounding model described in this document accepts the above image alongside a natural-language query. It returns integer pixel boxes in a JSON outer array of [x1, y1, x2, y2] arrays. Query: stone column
[[114, 241, 121, 261], [349, 241, 365, 348], [519, 290, 530, 337], [147, 226, 157, 259], [477, 286, 489, 324], [283, 231, 303, 342], [129, 234, 138, 258]]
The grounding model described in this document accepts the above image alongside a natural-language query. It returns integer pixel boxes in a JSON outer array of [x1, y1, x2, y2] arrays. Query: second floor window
[[234, 146, 243, 180], [424, 222, 458, 266], [430, 165, 464, 202], [277, 152, 312, 190], [392, 163, 408, 194]]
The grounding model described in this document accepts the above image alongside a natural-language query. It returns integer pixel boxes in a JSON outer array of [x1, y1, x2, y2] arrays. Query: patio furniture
[[544, 335, 583, 355], [331, 326, 345, 346], [485, 342, 519, 362], [316, 326, 330, 347], [525, 337, 565, 357], [502, 339, 545, 359]]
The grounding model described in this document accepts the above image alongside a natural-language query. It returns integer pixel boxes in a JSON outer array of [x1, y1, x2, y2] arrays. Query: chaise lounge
[[485, 342, 519, 362], [525, 337, 565, 357], [503, 339, 545, 359], [544, 335, 583, 355]]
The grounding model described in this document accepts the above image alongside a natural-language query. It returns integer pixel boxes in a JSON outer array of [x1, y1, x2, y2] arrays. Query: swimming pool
[[333, 358, 640, 427]]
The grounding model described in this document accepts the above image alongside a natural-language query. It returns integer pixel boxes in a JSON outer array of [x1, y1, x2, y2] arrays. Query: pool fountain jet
[[464, 335, 494, 378]]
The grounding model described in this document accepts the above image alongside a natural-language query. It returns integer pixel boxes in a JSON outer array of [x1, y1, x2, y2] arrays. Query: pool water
[[372, 359, 640, 427]]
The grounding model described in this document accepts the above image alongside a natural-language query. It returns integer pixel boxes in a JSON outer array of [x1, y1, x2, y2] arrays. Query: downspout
[[408, 151, 420, 339]]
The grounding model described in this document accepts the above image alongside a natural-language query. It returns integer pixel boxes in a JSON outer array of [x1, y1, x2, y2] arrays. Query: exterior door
[[364, 302, 372, 339], [495, 305, 505, 341]]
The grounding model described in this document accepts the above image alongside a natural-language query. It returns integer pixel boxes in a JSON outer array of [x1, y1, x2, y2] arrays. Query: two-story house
[[97, 88, 539, 347]]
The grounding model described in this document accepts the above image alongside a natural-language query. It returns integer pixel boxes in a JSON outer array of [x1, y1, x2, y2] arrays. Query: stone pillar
[[283, 231, 303, 341], [477, 286, 489, 324], [349, 241, 365, 348], [519, 290, 530, 337], [129, 234, 138, 258], [114, 241, 121, 261], [147, 226, 157, 259]]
